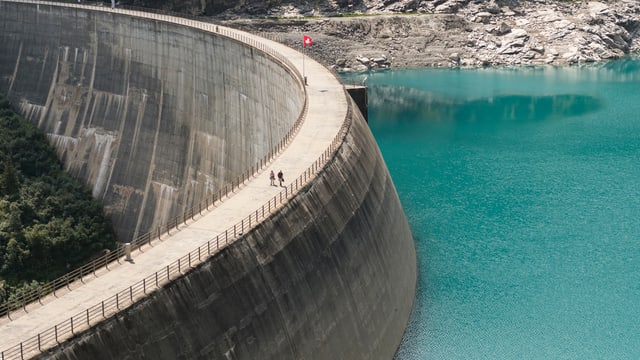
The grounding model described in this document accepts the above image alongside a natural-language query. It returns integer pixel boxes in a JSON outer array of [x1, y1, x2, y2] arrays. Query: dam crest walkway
[[0, 1, 349, 358]]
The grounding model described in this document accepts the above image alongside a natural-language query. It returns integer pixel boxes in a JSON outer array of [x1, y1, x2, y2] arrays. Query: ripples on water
[[343, 58, 640, 359]]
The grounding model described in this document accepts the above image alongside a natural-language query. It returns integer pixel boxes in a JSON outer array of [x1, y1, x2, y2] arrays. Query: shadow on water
[[369, 85, 603, 127]]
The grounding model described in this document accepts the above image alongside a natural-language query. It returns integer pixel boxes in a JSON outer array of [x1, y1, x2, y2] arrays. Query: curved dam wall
[[0, 1, 304, 241], [40, 97, 417, 360]]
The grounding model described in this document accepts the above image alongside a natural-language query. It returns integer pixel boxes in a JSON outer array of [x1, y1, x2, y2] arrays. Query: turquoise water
[[344, 59, 640, 359]]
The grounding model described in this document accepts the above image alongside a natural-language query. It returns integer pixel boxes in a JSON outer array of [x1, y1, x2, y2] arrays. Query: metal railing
[[0, 0, 307, 319]]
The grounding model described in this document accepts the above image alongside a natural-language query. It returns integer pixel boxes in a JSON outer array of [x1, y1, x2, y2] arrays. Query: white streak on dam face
[[203, 173, 215, 194], [54, 120, 63, 134], [18, 100, 46, 122], [45, 126, 118, 197], [47, 133, 78, 160], [91, 130, 116, 198], [152, 182, 176, 227]]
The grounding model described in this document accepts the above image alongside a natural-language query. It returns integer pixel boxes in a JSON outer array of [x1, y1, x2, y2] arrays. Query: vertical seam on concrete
[[83, 21, 98, 130], [100, 32, 132, 200], [40, 49, 60, 128], [182, 40, 198, 214], [134, 82, 164, 240], [36, 47, 49, 97], [8, 40, 22, 96]]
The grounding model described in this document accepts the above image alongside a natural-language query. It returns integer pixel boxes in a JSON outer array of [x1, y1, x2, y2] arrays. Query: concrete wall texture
[[0, 1, 304, 241], [0, 2, 416, 359]]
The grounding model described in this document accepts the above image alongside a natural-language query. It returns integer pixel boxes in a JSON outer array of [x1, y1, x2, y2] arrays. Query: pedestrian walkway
[[0, 1, 348, 358]]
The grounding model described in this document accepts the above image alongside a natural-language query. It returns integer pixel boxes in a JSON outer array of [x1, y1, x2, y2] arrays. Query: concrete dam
[[0, 1, 417, 359]]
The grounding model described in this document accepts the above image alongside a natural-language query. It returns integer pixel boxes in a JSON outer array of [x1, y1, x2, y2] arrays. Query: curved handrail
[[0, 0, 307, 319]]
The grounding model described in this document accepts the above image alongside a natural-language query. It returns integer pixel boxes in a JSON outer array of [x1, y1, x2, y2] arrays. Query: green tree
[[0, 157, 20, 198], [0, 93, 115, 301]]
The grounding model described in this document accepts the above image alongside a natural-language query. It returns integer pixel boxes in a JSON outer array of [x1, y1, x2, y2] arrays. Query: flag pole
[[302, 35, 311, 85]]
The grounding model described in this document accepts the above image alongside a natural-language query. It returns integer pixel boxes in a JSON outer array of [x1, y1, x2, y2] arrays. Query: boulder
[[474, 12, 493, 24]]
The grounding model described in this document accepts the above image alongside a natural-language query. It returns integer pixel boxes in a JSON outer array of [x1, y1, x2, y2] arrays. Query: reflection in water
[[369, 85, 602, 126]]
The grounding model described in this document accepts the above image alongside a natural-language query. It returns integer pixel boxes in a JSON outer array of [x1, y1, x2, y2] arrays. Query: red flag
[[303, 35, 313, 47]]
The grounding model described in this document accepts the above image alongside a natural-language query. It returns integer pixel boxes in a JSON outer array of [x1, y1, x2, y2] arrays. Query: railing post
[[143, 278, 146, 294], [178, 258, 181, 273], [71, 317, 74, 335], [38, 333, 41, 351], [116, 293, 119, 310], [130, 286, 133, 302], [55, 325, 59, 344], [102, 301, 105, 318], [86, 308, 90, 326], [167, 265, 170, 280]]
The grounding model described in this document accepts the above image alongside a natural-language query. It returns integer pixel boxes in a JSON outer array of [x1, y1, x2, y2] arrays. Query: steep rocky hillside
[[123, 0, 640, 69]]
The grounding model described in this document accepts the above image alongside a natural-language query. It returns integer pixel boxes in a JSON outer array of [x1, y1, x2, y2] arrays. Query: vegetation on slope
[[0, 94, 115, 305]]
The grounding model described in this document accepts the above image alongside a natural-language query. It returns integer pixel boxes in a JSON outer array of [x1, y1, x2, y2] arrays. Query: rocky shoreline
[[217, 0, 640, 71]]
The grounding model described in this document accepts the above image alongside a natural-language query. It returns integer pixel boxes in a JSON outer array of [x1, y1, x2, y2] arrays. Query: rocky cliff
[[121, 0, 640, 70], [223, 1, 640, 70]]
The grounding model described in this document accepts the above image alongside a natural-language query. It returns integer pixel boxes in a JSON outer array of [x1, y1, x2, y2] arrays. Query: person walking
[[277, 170, 284, 187], [270, 170, 275, 186]]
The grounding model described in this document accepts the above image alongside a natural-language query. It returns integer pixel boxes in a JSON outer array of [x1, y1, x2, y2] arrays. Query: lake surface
[[343, 58, 640, 359]]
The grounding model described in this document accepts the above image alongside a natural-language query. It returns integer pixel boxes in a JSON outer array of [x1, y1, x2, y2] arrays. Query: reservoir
[[346, 58, 640, 359]]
